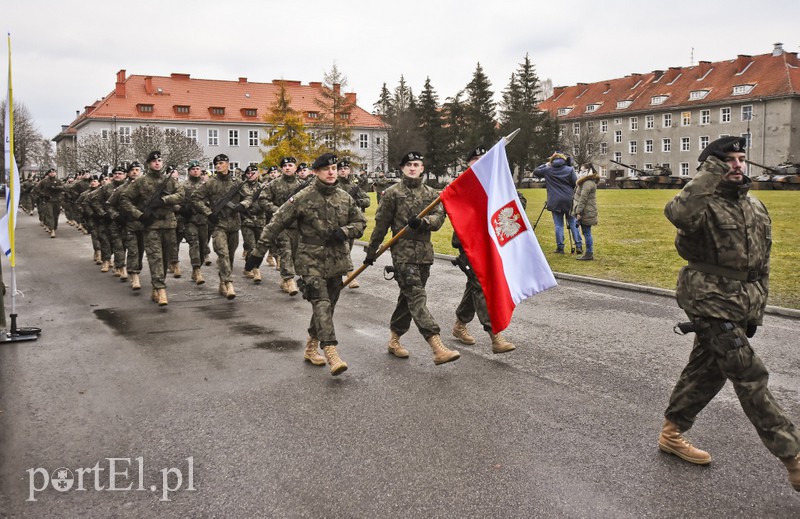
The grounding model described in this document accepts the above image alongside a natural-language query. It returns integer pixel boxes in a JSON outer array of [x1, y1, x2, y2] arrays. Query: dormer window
[[557, 107, 573, 116], [651, 95, 668, 105], [616, 100, 632, 109], [242, 108, 258, 117], [174, 105, 190, 114], [307, 111, 319, 119], [732, 84, 754, 95], [689, 90, 709, 100], [210, 107, 225, 115], [586, 104, 599, 113], [340, 113, 350, 120], [137, 104, 154, 113]]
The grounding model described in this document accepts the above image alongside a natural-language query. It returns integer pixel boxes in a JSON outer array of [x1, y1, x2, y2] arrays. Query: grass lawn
[[361, 188, 800, 310]]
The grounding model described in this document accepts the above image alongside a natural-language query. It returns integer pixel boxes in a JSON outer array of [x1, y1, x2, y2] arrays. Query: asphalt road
[[1, 214, 800, 518]]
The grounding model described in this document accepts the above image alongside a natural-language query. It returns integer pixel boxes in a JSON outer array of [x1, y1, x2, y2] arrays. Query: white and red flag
[[441, 138, 556, 333]]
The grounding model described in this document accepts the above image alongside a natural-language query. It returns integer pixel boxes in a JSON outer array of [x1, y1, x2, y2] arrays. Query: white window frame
[[645, 139, 653, 153], [186, 128, 198, 142], [101, 129, 110, 140], [699, 136, 710, 150], [600, 120, 608, 133], [629, 117, 638, 131], [600, 142, 608, 155], [720, 107, 731, 123], [359, 133, 369, 149], [700, 110, 710, 125], [248, 129, 259, 146], [228, 129, 239, 147], [614, 130, 622, 143], [118, 126, 131, 144], [572, 122, 581, 136], [629, 141, 638, 154], [663, 114, 672, 128], [645, 115, 654, 129], [741, 105, 753, 122], [681, 137, 690, 152], [680, 163, 690, 176], [662, 138, 672, 152], [207, 128, 219, 146], [681, 112, 691, 127]]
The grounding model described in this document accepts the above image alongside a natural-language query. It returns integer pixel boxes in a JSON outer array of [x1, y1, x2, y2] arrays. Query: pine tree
[[416, 77, 446, 180], [260, 84, 320, 168], [315, 63, 356, 157], [464, 62, 497, 149], [386, 76, 423, 168], [441, 90, 468, 173], [373, 82, 394, 122]]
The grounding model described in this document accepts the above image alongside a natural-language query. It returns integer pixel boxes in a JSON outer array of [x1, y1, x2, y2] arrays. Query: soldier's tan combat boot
[[119, 267, 128, 281], [780, 454, 800, 491], [157, 288, 168, 306], [171, 262, 182, 278], [243, 269, 255, 279], [266, 254, 276, 267], [303, 337, 326, 366], [151, 288, 159, 303], [50, 229, 56, 238], [225, 282, 236, 300], [280, 278, 299, 296], [219, 281, 227, 297], [192, 267, 204, 285], [100, 260, 110, 273], [112, 266, 121, 277], [490, 332, 516, 354], [204, 255, 212, 266], [167, 262, 175, 274], [387, 330, 410, 358], [427, 334, 460, 365], [93, 250, 101, 264], [274, 257, 281, 271], [452, 319, 476, 345], [347, 271, 360, 289], [658, 419, 712, 465], [252, 267, 262, 284], [130, 273, 141, 290], [322, 345, 348, 376]]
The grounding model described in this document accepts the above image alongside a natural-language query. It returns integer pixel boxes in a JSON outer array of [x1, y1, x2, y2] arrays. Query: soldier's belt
[[687, 261, 762, 282], [301, 236, 333, 247]]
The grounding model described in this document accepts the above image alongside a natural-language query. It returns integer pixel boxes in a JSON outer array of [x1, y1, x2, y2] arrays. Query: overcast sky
[[6, 0, 799, 140]]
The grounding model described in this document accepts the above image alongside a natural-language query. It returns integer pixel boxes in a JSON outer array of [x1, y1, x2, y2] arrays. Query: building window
[[164, 127, 177, 135], [613, 151, 622, 163], [629, 117, 638, 131], [681, 112, 691, 126], [587, 121, 595, 133], [681, 137, 690, 151], [629, 141, 638, 154], [340, 113, 350, 120], [208, 129, 218, 146], [651, 95, 668, 105], [375, 136, 382, 146], [186, 128, 198, 142], [573, 122, 580, 135], [645, 115, 654, 129], [557, 107, 572, 116], [210, 107, 225, 116], [137, 104, 154, 113], [359, 133, 369, 149], [616, 100, 632, 109], [118, 126, 131, 144], [741, 105, 753, 121], [663, 113, 672, 128], [229, 162, 240, 171], [662, 138, 671, 152], [699, 136, 709, 149], [720, 107, 731, 123], [175, 105, 190, 114], [732, 85, 754, 95], [600, 120, 608, 133], [662, 163, 671, 173], [742, 132, 752, 149], [248, 130, 259, 146], [700, 109, 710, 125], [644, 163, 654, 171], [614, 130, 622, 143], [308, 112, 319, 119], [101, 129, 110, 140], [689, 90, 709, 100], [680, 163, 690, 176], [627, 165, 638, 177], [614, 118, 622, 125], [559, 124, 566, 137], [243, 109, 257, 117], [228, 129, 239, 146], [645, 139, 653, 153], [586, 104, 598, 113], [600, 142, 608, 155]]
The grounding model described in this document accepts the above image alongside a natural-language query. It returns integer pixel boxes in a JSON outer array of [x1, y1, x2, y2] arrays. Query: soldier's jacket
[[255, 179, 366, 277], [65, 178, 90, 204], [179, 176, 207, 225], [32, 176, 65, 202], [338, 175, 370, 211], [108, 179, 143, 230], [262, 174, 307, 224], [191, 173, 251, 232], [665, 156, 771, 325], [241, 179, 270, 227], [75, 187, 99, 221], [88, 179, 125, 219], [367, 176, 445, 265], [119, 168, 183, 230]]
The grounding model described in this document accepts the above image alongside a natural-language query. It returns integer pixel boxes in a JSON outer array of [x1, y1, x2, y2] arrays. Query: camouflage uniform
[[262, 174, 308, 281], [91, 177, 128, 271], [76, 186, 101, 253], [180, 175, 210, 270], [19, 178, 35, 214], [663, 156, 800, 459], [109, 178, 145, 278], [119, 167, 183, 290], [366, 175, 445, 339], [32, 175, 64, 232], [253, 178, 366, 346], [373, 175, 391, 204], [240, 178, 269, 256]]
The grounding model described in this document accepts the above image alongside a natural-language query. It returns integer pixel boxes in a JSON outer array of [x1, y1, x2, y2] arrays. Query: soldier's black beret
[[245, 165, 259, 173], [45, 168, 56, 174], [127, 161, 142, 172], [280, 157, 297, 167], [399, 151, 424, 166], [312, 153, 338, 170], [698, 136, 747, 162], [146, 150, 162, 162], [268, 166, 279, 172], [297, 163, 308, 170], [337, 158, 351, 168], [213, 154, 229, 165], [466, 145, 487, 163], [112, 164, 126, 173], [187, 160, 201, 169], [91, 175, 101, 181]]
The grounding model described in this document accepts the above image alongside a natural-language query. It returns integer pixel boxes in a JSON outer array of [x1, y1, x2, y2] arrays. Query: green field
[[361, 189, 800, 310]]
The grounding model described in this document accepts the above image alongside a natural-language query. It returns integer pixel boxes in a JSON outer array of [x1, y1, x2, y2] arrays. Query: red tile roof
[[70, 70, 385, 129], [539, 50, 800, 119]]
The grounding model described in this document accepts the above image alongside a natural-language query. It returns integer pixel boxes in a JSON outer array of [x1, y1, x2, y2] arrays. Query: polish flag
[[441, 138, 557, 333]]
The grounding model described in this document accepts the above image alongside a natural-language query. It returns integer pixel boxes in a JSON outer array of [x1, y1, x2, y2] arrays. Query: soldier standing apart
[[192, 154, 250, 300], [570, 163, 599, 261], [119, 151, 183, 306], [240, 165, 267, 284], [451, 146, 517, 354], [364, 152, 460, 365], [262, 157, 305, 296], [337, 159, 370, 289], [32, 168, 64, 238], [658, 136, 800, 491], [179, 161, 210, 285], [534, 152, 582, 254], [245, 153, 366, 376]]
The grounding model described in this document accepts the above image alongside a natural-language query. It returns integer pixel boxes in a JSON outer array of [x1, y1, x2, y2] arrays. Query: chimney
[[735, 54, 753, 73], [144, 76, 154, 95], [787, 52, 799, 66], [773, 42, 784, 56], [603, 82, 611, 93], [309, 81, 322, 89], [85, 105, 95, 114], [238, 77, 247, 83], [553, 86, 565, 98], [76, 110, 80, 118], [652, 70, 664, 81], [171, 73, 190, 80], [115, 69, 127, 98], [696, 61, 711, 78]]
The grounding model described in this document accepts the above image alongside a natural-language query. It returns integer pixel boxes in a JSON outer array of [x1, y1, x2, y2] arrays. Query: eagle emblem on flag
[[491, 200, 527, 246]]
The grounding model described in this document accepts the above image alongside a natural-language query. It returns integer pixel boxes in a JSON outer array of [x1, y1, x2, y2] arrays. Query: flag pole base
[[1, 314, 40, 343]]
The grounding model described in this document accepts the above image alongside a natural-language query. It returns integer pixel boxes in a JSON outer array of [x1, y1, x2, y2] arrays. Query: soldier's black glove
[[331, 228, 348, 243], [235, 203, 247, 213], [139, 213, 155, 227], [151, 197, 166, 209], [244, 254, 264, 272], [407, 216, 423, 230], [746, 323, 758, 338], [363, 251, 376, 266], [207, 213, 219, 225]]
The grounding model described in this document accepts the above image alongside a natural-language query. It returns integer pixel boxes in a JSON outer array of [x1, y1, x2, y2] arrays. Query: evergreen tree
[[386, 76, 423, 169], [261, 84, 320, 167], [464, 62, 497, 149], [416, 77, 446, 180], [315, 63, 356, 157], [373, 82, 394, 122], [441, 90, 468, 173]]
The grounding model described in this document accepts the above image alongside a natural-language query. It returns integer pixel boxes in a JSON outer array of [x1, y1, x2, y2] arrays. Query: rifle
[[210, 181, 244, 218], [141, 172, 173, 219], [609, 159, 650, 176]]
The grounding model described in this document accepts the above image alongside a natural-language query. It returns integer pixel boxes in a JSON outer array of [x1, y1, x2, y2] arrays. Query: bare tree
[[76, 132, 118, 173], [315, 63, 356, 157], [559, 120, 604, 167], [1, 101, 45, 173], [26, 138, 56, 172], [131, 125, 205, 168]]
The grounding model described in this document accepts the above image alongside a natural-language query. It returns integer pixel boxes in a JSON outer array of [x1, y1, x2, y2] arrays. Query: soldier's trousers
[[87, 222, 101, 253], [42, 201, 61, 230], [212, 228, 239, 283], [390, 263, 440, 340], [184, 222, 209, 268], [109, 222, 126, 269], [125, 228, 145, 273], [303, 275, 344, 346], [665, 317, 800, 458], [95, 219, 112, 262], [276, 229, 297, 279], [171, 220, 185, 263], [240, 224, 263, 256], [144, 228, 176, 290], [454, 253, 492, 332]]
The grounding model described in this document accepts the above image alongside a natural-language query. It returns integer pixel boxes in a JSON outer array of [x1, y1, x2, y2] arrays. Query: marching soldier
[[108, 162, 145, 290], [245, 153, 366, 376], [75, 176, 102, 259], [296, 163, 312, 182], [373, 172, 390, 204], [180, 161, 210, 285], [240, 165, 268, 284], [191, 154, 251, 299], [166, 166, 184, 278], [364, 151, 460, 365], [337, 159, 370, 289], [32, 168, 64, 238]]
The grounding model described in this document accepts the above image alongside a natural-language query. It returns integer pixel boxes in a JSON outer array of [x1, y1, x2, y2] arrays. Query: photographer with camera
[[534, 152, 581, 254]]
